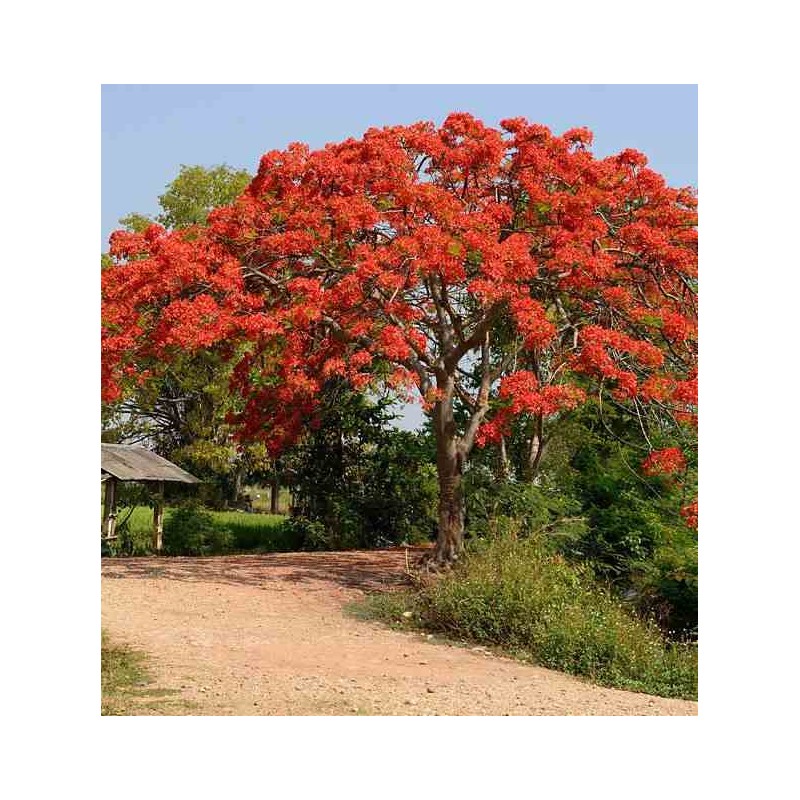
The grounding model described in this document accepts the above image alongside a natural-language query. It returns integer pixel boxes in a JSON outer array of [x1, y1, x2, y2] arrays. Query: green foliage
[[452, 391, 697, 642], [472, 401, 697, 638], [102, 345, 273, 509], [105, 504, 293, 556], [216, 511, 302, 551], [156, 164, 251, 229], [162, 504, 235, 556], [118, 211, 154, 233], [287, 382, 437, 549], [355, 431, 438, 545], [463, 465, 586, 542], [553, 405, 697, 636], [114, 164, 252, 234], [413, 536, 696, 699], [630, 528, 698, 637], [277, 516, 330, 550]]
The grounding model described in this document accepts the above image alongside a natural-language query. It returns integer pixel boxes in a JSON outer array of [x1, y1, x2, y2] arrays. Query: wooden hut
[[101, 444, 200, 551]]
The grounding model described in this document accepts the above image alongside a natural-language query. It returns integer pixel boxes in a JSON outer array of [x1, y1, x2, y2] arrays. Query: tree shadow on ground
[[101, 548, 430, 593]]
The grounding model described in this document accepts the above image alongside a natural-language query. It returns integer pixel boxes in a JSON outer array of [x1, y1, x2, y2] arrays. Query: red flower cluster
[[641, 447, 687, 476], [476, 372, 586, 446], [681, 499, 698, 529]]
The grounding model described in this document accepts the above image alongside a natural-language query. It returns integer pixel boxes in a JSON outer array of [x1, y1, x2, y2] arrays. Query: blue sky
[[102, 84, 697, 248], [101, 84, 697, 430]]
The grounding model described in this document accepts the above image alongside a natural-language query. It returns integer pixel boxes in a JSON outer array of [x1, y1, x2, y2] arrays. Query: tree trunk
[[102, 476, 117, 540], [434, 450, 464, 565], [428, 386, 466, 568], [270, 473, 280, 515], [497, 435, 511, 481], [223, 465, 243, 508]]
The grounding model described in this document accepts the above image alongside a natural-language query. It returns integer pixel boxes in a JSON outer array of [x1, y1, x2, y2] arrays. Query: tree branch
[[458, 331, 492, 457]]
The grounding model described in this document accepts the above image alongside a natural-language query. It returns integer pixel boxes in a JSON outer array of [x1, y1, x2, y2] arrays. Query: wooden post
[[153, 480, 165, 553], [102, 476, 117, 539]]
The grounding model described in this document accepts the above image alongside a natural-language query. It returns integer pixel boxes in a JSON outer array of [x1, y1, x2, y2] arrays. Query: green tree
[[115, 165, 251, 232], [102, 165, 257, 504], [284, 380, 438, 549], [117, 212, 154, 233], [156, 164, 251, 229]]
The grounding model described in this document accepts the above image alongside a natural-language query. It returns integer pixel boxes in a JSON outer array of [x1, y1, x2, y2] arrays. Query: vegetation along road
[[102, 550, 697, 716]]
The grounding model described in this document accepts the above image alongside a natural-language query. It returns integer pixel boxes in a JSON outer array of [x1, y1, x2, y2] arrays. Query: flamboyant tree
[[102, 113, 697, 565]]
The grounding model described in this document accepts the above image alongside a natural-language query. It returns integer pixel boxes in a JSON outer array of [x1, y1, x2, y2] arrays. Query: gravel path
[[101, 550, 697, 716]]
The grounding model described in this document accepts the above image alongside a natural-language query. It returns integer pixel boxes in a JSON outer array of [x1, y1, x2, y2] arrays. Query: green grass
[[209, 510, 291, 550], [107, 506, 288, 555], [102, 631, 148, 715], [101, 631, 195, 715], [242, 484, 292, 515], [352, 536, 697, 701]]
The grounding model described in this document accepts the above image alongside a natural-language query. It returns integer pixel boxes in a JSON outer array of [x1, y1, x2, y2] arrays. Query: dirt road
[[101, 550, 697, 716]]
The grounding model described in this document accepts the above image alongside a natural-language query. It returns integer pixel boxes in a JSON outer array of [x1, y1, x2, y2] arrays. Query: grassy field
[[242, 484, 292, 514], [107, 505, 289, 555]]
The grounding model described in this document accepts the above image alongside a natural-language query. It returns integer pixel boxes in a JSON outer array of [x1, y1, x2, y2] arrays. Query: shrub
[[162, 504, 235, 556], [463, 466, 586, 542], [277, 515, 329, 550], [415, 536, 697, 699], [355, 438, 438, 545], [630, 532, 698, 638]]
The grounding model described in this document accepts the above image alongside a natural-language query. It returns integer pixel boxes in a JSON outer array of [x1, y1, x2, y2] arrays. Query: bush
[[162, 504, 235, 556], [415, 536, 697, 699], [538, 405, 698, 637], [630, 532, 698, 638], [277, 515, 332, 551], [463, 466, 586, 542]]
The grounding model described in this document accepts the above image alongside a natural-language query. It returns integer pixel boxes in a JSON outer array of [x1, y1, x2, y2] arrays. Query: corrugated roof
[[101, 444, 201, 483]]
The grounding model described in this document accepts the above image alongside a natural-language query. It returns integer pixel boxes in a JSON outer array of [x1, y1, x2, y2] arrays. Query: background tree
[[283, 379, 437, 549], [117, 164, 252, 232], [159, 165, 251, 228], [102, 114, 697, 565], [102, 164, 265, 506]]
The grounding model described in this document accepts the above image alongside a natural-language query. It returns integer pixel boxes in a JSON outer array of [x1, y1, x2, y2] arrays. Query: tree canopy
[[102, 113, 697, 564]]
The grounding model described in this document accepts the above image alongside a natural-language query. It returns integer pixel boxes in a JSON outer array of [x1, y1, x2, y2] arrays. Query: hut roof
[[101, 444, 200, 483]]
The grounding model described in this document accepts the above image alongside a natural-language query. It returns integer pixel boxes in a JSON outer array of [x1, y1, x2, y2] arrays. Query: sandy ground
[[101, 549, 697, 716]]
